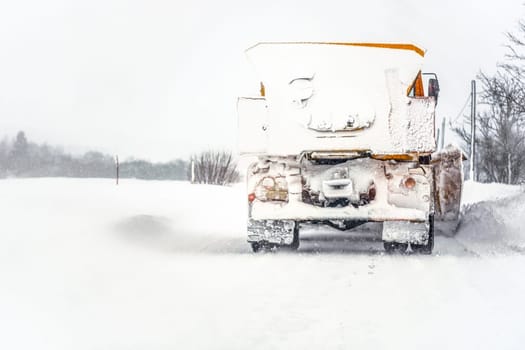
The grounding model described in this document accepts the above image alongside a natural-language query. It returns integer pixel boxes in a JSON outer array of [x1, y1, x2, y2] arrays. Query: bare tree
[[190, 150, 240, 185], [453, 18, 525, 184], [454, 71, 525, 183], [502, 20, 525, 80]]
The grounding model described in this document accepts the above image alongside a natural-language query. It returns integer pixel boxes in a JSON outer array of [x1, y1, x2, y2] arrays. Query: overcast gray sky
[[1, 0, 524, 161]]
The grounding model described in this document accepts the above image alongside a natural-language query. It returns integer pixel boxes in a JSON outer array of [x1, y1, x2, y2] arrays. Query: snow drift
[[0, 178, 524, 350]]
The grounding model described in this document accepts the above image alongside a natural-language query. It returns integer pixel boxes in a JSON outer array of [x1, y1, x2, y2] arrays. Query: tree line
[[0, 131, 188, 180]]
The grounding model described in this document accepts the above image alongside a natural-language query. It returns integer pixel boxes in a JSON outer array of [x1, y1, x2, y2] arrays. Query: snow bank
[[461, 180, 522, 205], [456, 181, 525, 254]]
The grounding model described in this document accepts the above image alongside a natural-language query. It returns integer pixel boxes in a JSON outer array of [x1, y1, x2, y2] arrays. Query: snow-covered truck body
[[238, 42, 457, 253]]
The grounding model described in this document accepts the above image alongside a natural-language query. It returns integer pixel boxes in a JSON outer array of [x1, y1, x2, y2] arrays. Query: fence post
[[116, 155, 119, 185]]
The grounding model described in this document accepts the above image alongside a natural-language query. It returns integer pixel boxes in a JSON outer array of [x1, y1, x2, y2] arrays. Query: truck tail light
[[368, 184, 376, 201], [403, 176, 416, 189], [248, 193, 256, 203], [254, 176, 289, 202]]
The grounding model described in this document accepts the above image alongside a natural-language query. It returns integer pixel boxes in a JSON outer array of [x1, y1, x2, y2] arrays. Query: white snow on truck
[[238, 42, 463, 254]]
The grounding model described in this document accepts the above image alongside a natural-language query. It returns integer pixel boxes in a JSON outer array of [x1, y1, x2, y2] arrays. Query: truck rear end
[[238, 42, 454, 254]]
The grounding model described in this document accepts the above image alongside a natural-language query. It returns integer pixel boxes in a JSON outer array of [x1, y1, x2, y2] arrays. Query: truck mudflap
[[247, 219, 296, 245], [432, 145, 465, 236], [382, 220, 430, 244]]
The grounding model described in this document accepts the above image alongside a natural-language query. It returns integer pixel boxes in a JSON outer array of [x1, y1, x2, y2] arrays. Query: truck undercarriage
[[246, 152, 435, 254]]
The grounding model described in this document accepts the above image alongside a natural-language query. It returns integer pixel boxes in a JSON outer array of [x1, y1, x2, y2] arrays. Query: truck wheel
[[383, 241, 408, 253], [411, 215, 434, 254], [251, 242, 262, 252], [288, 222, 300, 250]]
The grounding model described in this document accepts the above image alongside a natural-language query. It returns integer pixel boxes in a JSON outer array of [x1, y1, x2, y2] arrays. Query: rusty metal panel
[[433, 145, 464, 225]]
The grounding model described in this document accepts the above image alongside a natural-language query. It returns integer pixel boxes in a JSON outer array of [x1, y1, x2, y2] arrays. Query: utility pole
[[470, 80, 476, 181], [440, 117, 446, 150]]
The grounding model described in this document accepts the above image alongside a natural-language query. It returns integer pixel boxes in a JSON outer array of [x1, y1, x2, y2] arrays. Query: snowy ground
[[0, 178, 524, 349]]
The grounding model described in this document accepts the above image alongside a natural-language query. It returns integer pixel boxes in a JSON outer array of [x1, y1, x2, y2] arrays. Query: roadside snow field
[[0, 178, 524, 349]]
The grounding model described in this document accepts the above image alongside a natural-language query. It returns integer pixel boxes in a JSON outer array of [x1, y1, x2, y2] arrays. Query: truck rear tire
[[249, 221, 299, 252], [251, 242, 262, 252], [288, 222, 300, 250], [383, 241, 408, 253], [411, 215, 434, 254]]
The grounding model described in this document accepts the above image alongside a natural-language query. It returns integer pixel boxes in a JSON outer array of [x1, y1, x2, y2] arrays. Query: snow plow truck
[[238, 42, 463, 254]]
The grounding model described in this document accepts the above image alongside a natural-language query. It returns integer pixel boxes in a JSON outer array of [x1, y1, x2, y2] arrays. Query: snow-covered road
[[0, 179, 524, 349]]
